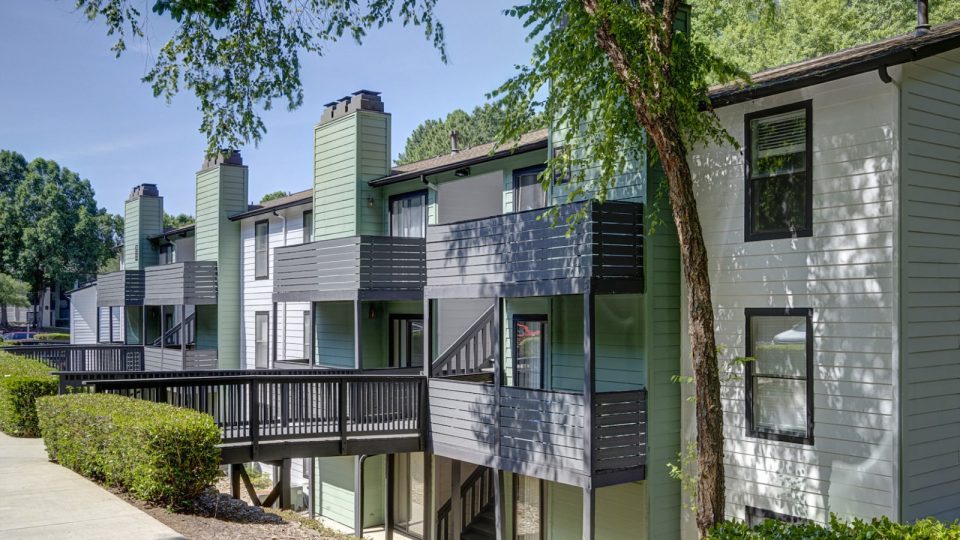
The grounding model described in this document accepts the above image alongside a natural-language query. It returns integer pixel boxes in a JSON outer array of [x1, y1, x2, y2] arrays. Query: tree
[[397, 104, 545, 164], [492, 2, 743, 534], [2, 155, 118, 324], [163, 213, 194, 229], [260, 191, 289, 203], [0, 273, 30, 328], [691, 0, 960, 76]]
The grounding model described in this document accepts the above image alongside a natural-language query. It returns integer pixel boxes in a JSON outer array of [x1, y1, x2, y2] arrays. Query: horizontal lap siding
[[70, 286, 97, 345], [428, 379, 497, 460], [96, 271, 143, 306], [686, 72, 898, 527], [143, 262, 217, 305], [900, 50, 960, 521]]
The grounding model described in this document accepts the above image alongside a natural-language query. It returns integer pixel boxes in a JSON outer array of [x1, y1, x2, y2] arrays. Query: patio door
[[393, 453, 425, 538], [514, 476, 543, 540], [512, 315, 547, 389]]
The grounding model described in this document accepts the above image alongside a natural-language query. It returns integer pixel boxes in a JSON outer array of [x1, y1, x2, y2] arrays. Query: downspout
[[355, 454, 369, 538], [274, 210, 288, 361]]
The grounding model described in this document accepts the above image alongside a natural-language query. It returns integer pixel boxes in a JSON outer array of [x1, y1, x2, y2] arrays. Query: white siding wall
[[900, 49, 960, 521], [240, 204, 312, 369], [69, 285, 97, 344], [683, 71, 900, 529]]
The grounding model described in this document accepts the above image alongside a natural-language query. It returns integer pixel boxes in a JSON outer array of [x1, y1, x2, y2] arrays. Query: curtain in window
[[302, 210, 313, 244], [515, 171, 547, 212], [255, 222, 269, 278], [255, 312, 269, 368], [390, 193, 426, 238], [748, 108, 809, 236]]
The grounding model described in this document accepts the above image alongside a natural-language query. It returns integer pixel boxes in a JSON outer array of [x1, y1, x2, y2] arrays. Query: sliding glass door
[[394, 453, 425, 538]]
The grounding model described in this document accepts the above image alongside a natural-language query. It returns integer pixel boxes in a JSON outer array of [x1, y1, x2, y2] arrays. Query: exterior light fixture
[[454, 167, 470, 177]]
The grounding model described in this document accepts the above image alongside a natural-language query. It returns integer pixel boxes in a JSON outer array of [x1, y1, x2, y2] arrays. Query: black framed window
[[513, 165, 548, 212], [255, 220, 269, 279], [255, 311, 269, 368], [512, 315, 547, 390], [744, 100, 813, 241], [158, 243, 175, 265], [302, 210, 313, 244], [745, 506, 807, 527], [513, 475, 544, 540], [389, 190, 427, 238], [745, 308, 814, 444], [390, 314, 424, 368]]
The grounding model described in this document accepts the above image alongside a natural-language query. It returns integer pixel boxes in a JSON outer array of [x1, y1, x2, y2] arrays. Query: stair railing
[[151, 311, 196, 347], [431, 304, 496, 377], [436, 466, 495, 540]]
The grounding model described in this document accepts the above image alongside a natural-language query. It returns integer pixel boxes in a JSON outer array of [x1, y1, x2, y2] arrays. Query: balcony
[[428, 378, 647, 488], [425, 200, 644, 299], [143, 261, 218, 305], [96, 270, 144, 307], [143, 346, 218, 371], [273, 236, 426, 302]]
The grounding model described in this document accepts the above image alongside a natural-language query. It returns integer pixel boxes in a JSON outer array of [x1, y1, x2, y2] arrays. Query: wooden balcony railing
[[426, 200, 644, 299], [428, 378, 647, 487], [96, 270, 144, 306], [143, 261, 218, 305], [1, 344, 144, 372], [273, 236, 426, 302]]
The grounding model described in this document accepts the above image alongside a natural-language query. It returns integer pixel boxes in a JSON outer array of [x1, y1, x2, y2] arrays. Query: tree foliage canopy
[[163, 212, 194, 229], [0, 273, 31, 310], [260, 191, 289, 203], [76, 0, 447, 153], [0, 151, 119, 295], [397, 104, 545, 164]]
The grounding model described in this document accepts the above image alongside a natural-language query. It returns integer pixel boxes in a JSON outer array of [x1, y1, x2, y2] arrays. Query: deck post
[[494, 468, 506, 540], [384, 454, 394, 540], [423, 297, 432, 372], [451, 459, 462, 538], [272, 301, 278, 367], [159, 304, 166, 370], [354, 296, 363, 369], [583, 288, 595, 475], [309, 457, 316, 520], [279, 458, 292, 510], [493, 297, 503, 460], [354, 455, 367, 539], [582, 486, 595, 540], [423, 452, 434, 540], [230, 463, 242, 499], [179, 305, 186, 359]]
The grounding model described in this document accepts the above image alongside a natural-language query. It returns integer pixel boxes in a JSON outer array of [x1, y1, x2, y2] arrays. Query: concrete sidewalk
[[0, 433, 185, 539]]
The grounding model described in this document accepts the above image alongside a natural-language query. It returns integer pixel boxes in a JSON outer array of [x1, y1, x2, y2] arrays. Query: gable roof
[[228, 188, 313, 221], [148, 223, 196, 241], [369, 128, 549, 187], [709, 20, 960, 108]]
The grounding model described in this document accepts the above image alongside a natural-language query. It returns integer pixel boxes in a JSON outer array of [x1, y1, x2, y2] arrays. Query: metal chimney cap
[[127, 183, 160, 201], [202, 149, 244, 170]]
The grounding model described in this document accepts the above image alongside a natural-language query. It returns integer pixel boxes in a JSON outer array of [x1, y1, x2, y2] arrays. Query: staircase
[[431, 304, 497, 377], [460, 502, 496, 540]]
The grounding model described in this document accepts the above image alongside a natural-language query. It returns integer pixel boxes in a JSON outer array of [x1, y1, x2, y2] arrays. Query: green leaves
[[0, 353, 57, 438], [0, 273, 31, 309], [708, 514, 960, 539], [77, 0, 447, 154]]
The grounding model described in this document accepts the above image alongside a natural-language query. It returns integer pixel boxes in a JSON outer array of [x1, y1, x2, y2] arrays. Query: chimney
[[201, 149, 243, 170], [319, 90, 385, 125], [123, 183, 163, 270], [917, 0, 930, 36], [450, 130, 461, 154]]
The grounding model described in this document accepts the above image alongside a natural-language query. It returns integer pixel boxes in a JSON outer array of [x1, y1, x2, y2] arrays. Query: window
[[255, 311, 269, 368], [302, 458, 311, 479], [512, 315, 547, 389], [745, 308, 814, 444], [302, 210, 313, 244], [255, 220, 269, 279], [394, 453, 425, 537], [390, 314, 424, 368], [745, 506, 807, 527], [513, 166, 547, 212], [303, 310, 313, 364], [514, 476, 543, 540], [389, 191, 427, 238], [158, 243, 175, 265], [744, 101, 813, 241]]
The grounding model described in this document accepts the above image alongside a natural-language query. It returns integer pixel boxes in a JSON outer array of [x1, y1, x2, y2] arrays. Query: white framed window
[[254, 220, 269, 279]]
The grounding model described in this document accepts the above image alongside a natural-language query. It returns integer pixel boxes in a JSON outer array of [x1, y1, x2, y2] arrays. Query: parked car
[[2, 331, 37, 343]]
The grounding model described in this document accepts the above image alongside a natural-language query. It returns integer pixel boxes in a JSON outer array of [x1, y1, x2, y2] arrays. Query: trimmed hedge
[[0, 352, 57, 437], [37, 393, 222, 508], [709, 515, 960, 539], [36, 333, 70, 341]]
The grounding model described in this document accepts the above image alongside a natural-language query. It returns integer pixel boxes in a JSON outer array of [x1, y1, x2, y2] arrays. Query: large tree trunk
[[647, 117, 724, 536], [0, 302, 8, 327]]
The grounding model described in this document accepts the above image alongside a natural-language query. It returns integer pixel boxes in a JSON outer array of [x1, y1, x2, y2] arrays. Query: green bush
[[35, 333, 70, 341], [709, 515, 960, 539], [37, 393, 222, 508], [0, 352, 57, 437]]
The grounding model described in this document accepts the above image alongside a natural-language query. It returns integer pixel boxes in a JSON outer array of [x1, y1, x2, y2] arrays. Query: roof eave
[[228, 196, 313, 221]]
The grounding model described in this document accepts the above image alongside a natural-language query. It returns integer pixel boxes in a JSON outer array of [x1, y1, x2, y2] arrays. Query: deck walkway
[[0, 433, 185, 540]]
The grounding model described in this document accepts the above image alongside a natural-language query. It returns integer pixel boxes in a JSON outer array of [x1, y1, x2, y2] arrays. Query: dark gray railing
[[2, 345, 144, 372], [431, 304, 496, 377], [425, 200, 644, 298], [436, 465, 494, 540], [96, 270, 144, 306], [84, 373, 426, 454], [144, 261, 218, 305], [273, 235, 426, 302]]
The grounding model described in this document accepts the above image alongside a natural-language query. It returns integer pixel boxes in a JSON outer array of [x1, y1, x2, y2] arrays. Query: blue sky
[[0, 1, 535, 216]]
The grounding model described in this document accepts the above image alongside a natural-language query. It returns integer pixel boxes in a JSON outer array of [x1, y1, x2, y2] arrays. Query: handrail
[[86, 373, 425, 387], [2, 344, 144, 372], [431, 304, 496, 377], [151, 311, 196, 347], [436, 466, 494, 540]]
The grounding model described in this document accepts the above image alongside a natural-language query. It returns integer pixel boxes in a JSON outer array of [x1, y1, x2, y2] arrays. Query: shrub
[[709, 515, 960, 539], [37, 393, 222, 508], [35, 333, 70, 341], [0, 352, 57, 436]]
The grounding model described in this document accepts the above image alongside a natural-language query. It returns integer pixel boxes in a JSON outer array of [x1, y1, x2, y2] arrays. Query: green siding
[[502, 295, 645, 392], [195, 304, 218, 350], [546, 126, 646, 208], [123, 196, 163, 270], [314, 456, 385, 529], [195, 163, 248, 368], [314, 302, 355, 368], [313, 111, 390, 240], [643, 164, 681, 540], [546, 481, 648, 540]]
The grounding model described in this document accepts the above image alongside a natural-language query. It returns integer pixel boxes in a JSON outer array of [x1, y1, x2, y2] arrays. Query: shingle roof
[[709, 20, 960, 108], [228, 188, 313, 221], [369, 128, 549, 187]]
